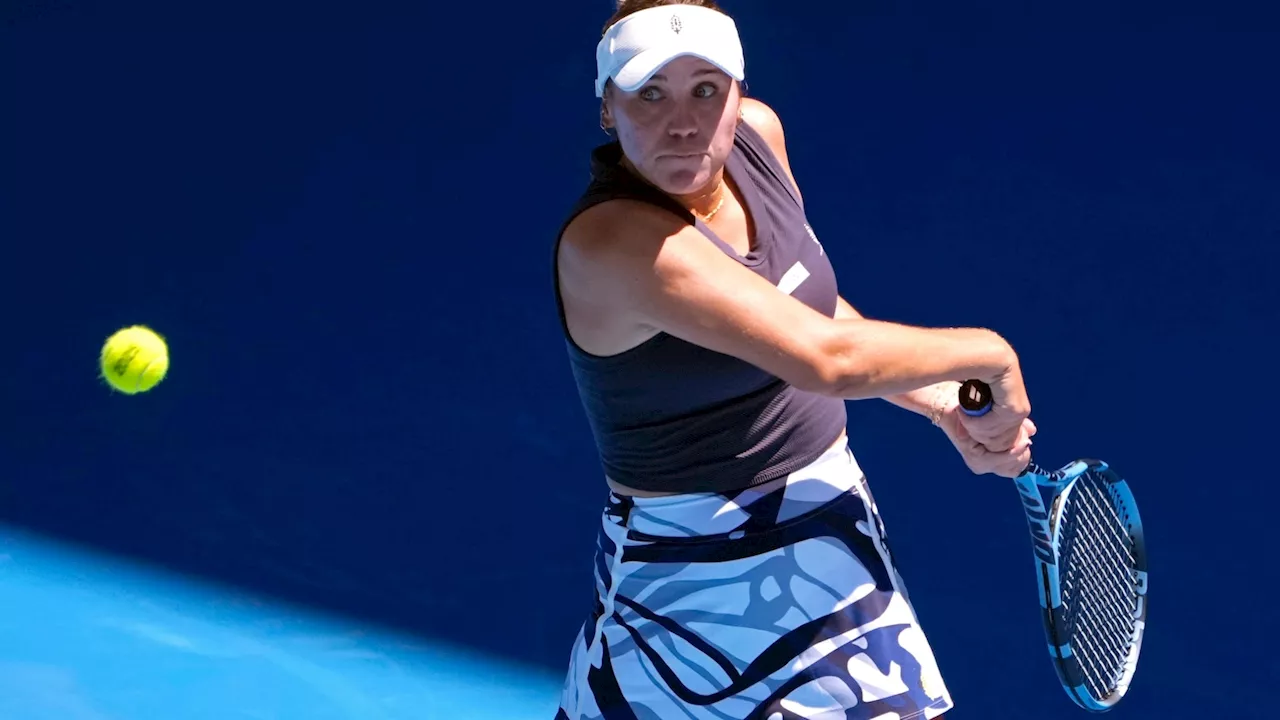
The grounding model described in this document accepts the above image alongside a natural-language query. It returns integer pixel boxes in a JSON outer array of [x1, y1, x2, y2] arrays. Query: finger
[[961, 421, 1008, 447], [970, 431, 1033, 478], [962, 440, 1008, 477], [986, 450, 1029, 478], [961, 412, 1022, 445], [984, 428, 1022, 454], [951, 419, 989, 456], [1013, 424, 1033, 452], [995, 464, 1024, 479], [1011, 445, 1033, 474]]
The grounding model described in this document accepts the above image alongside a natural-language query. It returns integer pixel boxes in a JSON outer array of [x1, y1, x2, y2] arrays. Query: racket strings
[[1068, 490, 1137, 619], [1062, 547, 1130, 694], [1080, 484, 1136, 564], [1062, 556, 1128, 695], [1056, 472, 1139, 700], [1062, 554, 1130, 696], [1061, 482, 1137, 681], [1062, 487, 1135, 687]]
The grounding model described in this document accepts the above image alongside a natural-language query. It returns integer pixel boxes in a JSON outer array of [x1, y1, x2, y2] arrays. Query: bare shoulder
[[558, 198, 725, 307], [739, 97, 787, 147], [556, 199, 701, 354], [562, 199, 677, 255], [738, 97, 802, 198], [558, 199, 685, 292]]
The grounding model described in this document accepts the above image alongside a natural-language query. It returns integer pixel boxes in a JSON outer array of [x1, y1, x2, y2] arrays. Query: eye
[[694, 82, 719, 98], [639, 86, 663, 102]]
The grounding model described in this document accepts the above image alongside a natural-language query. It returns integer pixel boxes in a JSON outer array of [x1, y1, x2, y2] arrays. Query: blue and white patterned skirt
[[556, 437, 954, 720]]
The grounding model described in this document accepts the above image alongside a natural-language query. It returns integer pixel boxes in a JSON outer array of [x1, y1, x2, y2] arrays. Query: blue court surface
[[0, 527, 562, 719]]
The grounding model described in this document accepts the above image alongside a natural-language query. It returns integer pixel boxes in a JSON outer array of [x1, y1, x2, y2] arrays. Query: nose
[[666, 102, 698, 139]]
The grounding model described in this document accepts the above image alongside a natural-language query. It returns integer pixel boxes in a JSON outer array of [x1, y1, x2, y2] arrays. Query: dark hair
[[602, 0, 726, 35]]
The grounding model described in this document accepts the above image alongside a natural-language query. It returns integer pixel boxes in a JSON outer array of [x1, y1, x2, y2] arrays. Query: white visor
[[595, 5, 745, 98]]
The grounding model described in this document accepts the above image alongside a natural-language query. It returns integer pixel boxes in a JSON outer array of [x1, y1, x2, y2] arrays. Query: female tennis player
[[551, 2, 1036, 718]]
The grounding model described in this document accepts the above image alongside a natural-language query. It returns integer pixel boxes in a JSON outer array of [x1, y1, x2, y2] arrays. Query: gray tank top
[[552, 121, 848, 495]]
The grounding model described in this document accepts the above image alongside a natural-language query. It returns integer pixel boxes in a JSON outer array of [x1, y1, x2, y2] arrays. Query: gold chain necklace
[[694, 184, 727, 222]]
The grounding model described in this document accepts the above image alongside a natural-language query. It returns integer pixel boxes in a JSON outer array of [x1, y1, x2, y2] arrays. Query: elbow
[[789, 363, 833, 395], [800, 357, 875, 399], [791, 337, 873, 398]]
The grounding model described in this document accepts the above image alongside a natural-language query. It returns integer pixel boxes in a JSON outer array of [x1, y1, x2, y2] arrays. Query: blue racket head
[[956, 380, 1148, 709], [1022, 459, 1149, 712]]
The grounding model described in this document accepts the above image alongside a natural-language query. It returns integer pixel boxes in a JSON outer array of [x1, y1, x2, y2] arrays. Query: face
[[602, 55, 741, 196]]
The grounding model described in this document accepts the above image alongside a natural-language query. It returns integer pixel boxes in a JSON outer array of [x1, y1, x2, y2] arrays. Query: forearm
[[823, 319, 1012, 399], [830, 296, 987, 415]]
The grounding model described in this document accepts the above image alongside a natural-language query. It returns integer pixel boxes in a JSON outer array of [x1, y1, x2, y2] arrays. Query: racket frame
[[1017, 459, 1149, 712]]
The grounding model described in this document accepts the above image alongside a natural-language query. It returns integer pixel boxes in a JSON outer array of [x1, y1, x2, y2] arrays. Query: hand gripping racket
[[958, 379, 1149, 712]]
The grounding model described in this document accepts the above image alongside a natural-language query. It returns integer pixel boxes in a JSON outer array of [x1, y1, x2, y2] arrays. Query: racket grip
[[958, 379, 994, 416]]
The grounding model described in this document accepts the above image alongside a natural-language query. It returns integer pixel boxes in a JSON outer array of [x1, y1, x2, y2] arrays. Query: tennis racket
[[958, 379, 1148, 712]]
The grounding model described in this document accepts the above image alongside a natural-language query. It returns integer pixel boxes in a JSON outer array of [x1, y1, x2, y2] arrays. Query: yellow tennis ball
[[100, 325, 169, 394]]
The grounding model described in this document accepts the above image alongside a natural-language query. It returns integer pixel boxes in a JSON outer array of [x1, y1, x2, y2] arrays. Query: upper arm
[[558, 200, 843, 392], [739, 97, 803, 203]]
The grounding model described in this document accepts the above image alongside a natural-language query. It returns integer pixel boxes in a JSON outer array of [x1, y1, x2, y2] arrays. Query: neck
[[673, 171, 727, 219]]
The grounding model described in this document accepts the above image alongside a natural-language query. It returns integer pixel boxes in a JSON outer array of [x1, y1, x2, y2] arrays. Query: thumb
[[953, 411, 980, 442], [949, 414, 975, 445]]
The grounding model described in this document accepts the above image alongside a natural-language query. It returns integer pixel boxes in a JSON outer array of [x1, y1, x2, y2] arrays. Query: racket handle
[[958, 379, 994, 416]]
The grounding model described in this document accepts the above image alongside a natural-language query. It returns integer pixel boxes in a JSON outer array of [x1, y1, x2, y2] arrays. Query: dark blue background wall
[[4, 1, 1277, 717]]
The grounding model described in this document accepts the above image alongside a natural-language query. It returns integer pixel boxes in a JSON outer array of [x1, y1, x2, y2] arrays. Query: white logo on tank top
[[803, 223, 824, 255], [777, 261, 810, 296]]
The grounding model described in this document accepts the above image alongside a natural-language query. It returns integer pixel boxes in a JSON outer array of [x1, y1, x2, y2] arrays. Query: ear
[[600, 102, 615, 129]]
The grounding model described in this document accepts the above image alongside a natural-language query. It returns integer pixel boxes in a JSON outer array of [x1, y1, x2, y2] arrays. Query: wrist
[[977, 330, 1018, 383], [925, 381, 960, 426], [886, 381, 959, 425]]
